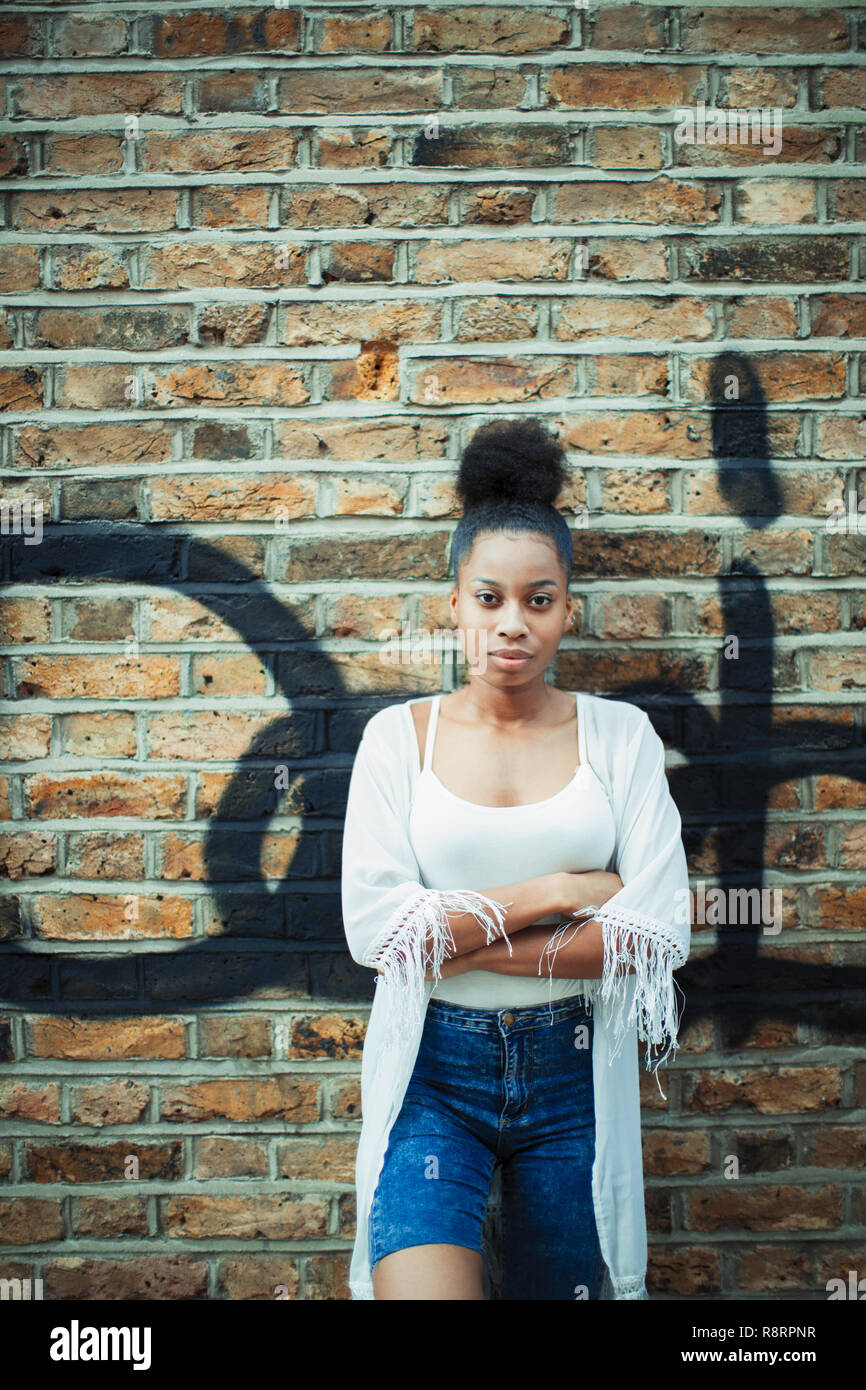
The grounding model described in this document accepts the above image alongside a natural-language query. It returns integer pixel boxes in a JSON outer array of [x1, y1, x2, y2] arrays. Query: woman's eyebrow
[[471, 576, 558, 587]]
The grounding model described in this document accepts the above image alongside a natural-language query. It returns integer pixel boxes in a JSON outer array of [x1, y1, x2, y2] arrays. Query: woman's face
[[450, 530, 573, 684]]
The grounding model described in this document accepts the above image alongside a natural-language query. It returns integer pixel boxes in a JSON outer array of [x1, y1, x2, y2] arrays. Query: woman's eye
[[476, 592, 497, 604], [530, 595, 553, 607]]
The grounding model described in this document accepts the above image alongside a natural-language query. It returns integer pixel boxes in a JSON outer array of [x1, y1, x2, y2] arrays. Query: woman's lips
[[491, 651, 531, 666]]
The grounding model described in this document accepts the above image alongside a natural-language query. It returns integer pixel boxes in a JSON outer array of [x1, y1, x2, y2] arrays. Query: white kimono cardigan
[[340, 689, 691, 1300]]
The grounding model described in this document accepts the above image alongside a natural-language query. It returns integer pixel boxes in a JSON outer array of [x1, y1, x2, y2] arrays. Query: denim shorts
[[368, 993, 605, 1300]]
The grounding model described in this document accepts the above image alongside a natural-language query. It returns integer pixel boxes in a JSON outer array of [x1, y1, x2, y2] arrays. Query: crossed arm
[[420, 870, 636, 983], [369, 869, 637, 984], [430, 913, 637, 982]]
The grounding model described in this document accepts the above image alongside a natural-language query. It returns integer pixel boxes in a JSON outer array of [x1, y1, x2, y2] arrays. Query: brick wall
[[1, 2, 865, 1301]]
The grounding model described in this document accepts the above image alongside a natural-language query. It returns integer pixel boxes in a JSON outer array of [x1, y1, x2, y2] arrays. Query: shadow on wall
[[1, 353, 865, 1057]]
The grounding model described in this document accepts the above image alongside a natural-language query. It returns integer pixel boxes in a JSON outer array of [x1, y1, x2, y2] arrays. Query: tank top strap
[[422, 694, 441, 772], [575, 691, 586, 768]]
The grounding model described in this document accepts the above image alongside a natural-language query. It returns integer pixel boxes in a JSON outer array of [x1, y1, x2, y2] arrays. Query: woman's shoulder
[[361, 697, 421, 746], [577, 690, 650, 737]]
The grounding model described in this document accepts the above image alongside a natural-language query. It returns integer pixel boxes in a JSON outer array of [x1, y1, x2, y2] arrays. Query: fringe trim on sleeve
[[361, 887, 512, 1051], [612, 1274, 648, 1299], [543, 905, 687, 1093]]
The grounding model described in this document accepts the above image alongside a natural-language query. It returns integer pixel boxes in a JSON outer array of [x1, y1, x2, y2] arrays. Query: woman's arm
[[432, 872, 629, 980], [436, 916, 635, 980], [416, 868, 620, 964]]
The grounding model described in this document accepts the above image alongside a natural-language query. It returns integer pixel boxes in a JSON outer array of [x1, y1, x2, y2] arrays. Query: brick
[[26, 1016, 186, 1060], [161, 1076, 318, 1122], [0, 714, 51, 760], [643, 1130, 711, 1175], [0, 1198, 63, 1244], [54, 14, 127, 57], [407, 8, 570, 53], [0, 1080, 60, 1123], [554, 179, 721, 225], [685, 1067, 843, 1115], [680, 9, 847, 54], [63, 715, 137, 759], [648, 1247, 721, 1296], [0, 832, 55, 879], [685, 1184, 841, 1233], [25, 773, 187, 820], [276, 1134, 357, 1181], [717, 67, 799, 107], [680, 237, 848, 282], [684, 352, 845, 402], [325, 343, 400, 401], [733, 179, 817, 224], [16, 655, 180, 699], [198, 1014, 272, 1057], [71, 1197, 149, 1238], [217, 1254, 302, 1299], [820, 69, 866, 108], [555, 295, 713, 340], [281, 299, 441, 346], [588, 6, 668, 51], [192, 1137, 268, 1179], [44, 1256, 208, 1299], [150, 471, 315, 521], [16, 74, 182, 119], [0, 14, 44, 57], [407, 355, 573, 404], [410, 125, 574, 169], [314, 128, 392, 168], [460, 185, 538, 223], [284, 182, 447, 228], [451, 67, 528, 108], [279, 68, 441, 114], [154, 8, 300, 58], [40, 134, 126, 176], [35, 894, 193, 941], [725, 296, 799, 337], [833, 180, 866, 221], [0, 598, 51, 644], [591, 126, 664, 170], [318, 14, 391, 54], [675, 126, 842, 165], [143, 130, 299, 174], [163, 1194, 328, 1239], [24, 1140, 181, 1183], [412, 238, 571, 283], [0, 247, 40, 293], [452, 295, 539, 339], [736, 1246, 811, 1292], [547, 65, 706, 109], [70, 1080, 150, 1126]]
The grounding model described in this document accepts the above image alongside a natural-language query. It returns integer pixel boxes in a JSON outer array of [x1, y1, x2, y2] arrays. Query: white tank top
[[408, 692, 617, 1008]]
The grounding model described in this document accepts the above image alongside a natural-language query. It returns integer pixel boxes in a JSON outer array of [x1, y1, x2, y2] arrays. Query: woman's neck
[[446, 678, 563, 729]]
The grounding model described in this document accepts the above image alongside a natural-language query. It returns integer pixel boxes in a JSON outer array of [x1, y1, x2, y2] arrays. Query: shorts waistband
[[425, 992, 593, 1033]]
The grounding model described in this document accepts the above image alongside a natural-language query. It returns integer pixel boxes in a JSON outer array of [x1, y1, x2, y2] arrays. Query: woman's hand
[[375, 952, 478, 983], [423, 950, 478, 983], [556, 870, 623, 917]]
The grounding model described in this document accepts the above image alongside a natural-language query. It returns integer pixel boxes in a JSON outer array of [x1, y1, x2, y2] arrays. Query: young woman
[[341, 418, 691, 1300]]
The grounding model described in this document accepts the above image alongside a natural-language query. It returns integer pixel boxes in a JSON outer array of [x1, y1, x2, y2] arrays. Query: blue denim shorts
[[369, 993, 605, 1300]]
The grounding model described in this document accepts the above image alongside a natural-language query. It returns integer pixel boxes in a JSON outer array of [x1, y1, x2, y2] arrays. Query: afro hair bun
[[456, 418, 568, 512]]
